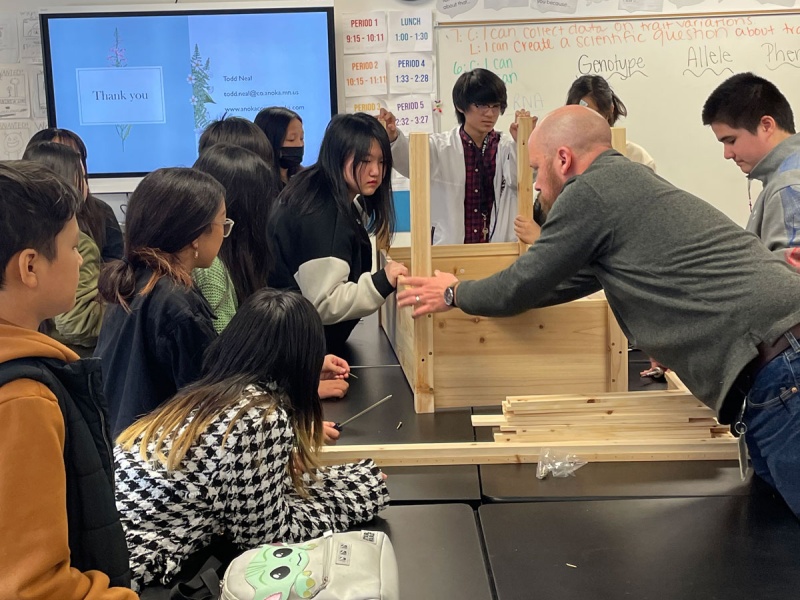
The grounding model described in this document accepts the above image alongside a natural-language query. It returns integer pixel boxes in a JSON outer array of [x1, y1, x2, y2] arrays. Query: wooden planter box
[[380, 120, 628, 413]]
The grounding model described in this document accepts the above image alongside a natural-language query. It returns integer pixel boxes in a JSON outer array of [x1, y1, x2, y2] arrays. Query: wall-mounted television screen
[[40, 1, 336, 191]]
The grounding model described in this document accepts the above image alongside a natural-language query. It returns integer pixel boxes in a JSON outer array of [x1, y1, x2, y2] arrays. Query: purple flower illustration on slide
[[189, 44, 215, 133], [108, 28, 132, 151]]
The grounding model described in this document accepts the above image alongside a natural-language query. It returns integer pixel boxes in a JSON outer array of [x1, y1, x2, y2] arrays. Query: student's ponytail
[[98, 258, 137, 309], [99, 248, 194, 311]]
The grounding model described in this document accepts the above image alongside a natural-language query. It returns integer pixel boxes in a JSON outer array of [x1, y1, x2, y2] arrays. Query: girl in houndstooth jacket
[[114, 289, 388, 592]]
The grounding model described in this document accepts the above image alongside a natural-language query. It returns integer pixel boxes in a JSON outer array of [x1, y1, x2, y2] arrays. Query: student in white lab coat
[[380, 68, 531, 245]]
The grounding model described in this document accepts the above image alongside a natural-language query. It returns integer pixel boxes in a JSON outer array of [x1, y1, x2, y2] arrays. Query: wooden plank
[[665, 370, 690, 393], [516, 116, 535, 255], [433, 300, 610, 407], [387, 243, 522, 281], [409, 132, 435, 413], [319, 440, 738, 467], [505, 390, 694, 405], [475, 413, 720, 426], [611, 126, 627, 154], [606, 304, 628, 392], [495, 430, 733, 442], [497, 422, 729, 434]]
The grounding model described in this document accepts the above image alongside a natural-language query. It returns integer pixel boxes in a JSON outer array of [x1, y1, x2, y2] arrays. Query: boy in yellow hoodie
[[0, 161, 136, 600]]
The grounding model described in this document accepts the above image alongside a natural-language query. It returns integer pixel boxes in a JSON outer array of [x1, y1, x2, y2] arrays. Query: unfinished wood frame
[[380, 119, 628, 413]]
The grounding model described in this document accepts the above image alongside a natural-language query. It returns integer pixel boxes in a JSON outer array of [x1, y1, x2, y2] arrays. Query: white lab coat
[[391, 126, 518, 245]]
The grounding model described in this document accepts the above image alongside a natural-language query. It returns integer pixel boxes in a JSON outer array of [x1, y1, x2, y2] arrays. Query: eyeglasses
[[472, 103, 503, 114], [215, 218, 235, 238]]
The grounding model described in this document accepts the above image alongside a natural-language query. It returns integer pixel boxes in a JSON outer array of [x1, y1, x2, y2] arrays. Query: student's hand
[[514, 215, 541, 245], [319, 379, 349, 400], [378, 108, 399, 143], [510, 110, 537, 142], [384, 260, 409, 288], [321, 354, 349, 380], [323, 421, 341, 445], [397, 270, 459, 318]]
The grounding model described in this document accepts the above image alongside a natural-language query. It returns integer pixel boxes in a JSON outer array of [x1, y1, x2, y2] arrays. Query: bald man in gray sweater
[[400, 105, 800, 517]]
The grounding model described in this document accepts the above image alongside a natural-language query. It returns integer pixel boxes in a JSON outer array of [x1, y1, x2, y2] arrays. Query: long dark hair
[[280, 112, 395, 244], [198, 116, 274, 166], [22, 142, 86, 202], [194, 143, 278, 303], [27, 127, 107, 249], [98, 167, 225, 309], [254, 106, 303, 178], [566, 75, 628, 126], [117, 289, 325, 494]]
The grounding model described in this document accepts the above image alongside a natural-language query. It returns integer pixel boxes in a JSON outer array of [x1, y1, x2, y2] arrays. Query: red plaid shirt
[[460, 127, 500, 244]]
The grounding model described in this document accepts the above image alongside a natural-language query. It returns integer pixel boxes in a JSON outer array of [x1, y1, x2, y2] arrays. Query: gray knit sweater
[[457, 150, 800, 422]]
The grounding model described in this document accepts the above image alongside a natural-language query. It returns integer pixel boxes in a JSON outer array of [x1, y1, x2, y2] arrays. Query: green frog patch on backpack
[[245, 542, 318, 600]]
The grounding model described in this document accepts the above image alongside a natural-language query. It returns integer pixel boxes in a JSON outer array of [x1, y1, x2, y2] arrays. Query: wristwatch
[[444, 283, 458, 307]]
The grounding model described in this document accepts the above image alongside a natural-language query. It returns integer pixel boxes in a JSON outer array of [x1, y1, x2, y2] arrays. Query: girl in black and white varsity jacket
[[268, 113, 408, 354], [114, 289, 389, 592]]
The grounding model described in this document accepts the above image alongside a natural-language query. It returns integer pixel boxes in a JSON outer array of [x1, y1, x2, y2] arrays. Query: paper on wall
[[531, 0, 579, 14], [389, 53, 434, 94], [343, 54, 387, 97], [0, 65, 29, 119], [387, 10, 433, 53], [0, 119, 31, 159], [345, 96, 388, 116], [32, 117, 47, 132], [485, 0, 528, 9], [19, 11, 42, 64], [0, 14, 20, 64], [437, 0, 479, 19], [28, 64, 45, 119], [388, 94, 434, 135], [341, 12, 388, 55], [619, 0, 665, 12]]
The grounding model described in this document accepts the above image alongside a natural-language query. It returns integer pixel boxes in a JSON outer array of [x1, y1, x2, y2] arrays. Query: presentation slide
[[45, 11, 334, 176]]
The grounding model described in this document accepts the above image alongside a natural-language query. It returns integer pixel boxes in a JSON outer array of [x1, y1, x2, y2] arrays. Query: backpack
[[0, 356, 132, 588], [220, 530, 399, 600]]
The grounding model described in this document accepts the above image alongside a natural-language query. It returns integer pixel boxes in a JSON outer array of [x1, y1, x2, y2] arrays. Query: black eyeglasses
[[472, 103, 503, 114]]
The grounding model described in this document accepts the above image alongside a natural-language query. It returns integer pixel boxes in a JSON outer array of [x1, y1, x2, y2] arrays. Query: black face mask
[[279, 146, 304, 169]]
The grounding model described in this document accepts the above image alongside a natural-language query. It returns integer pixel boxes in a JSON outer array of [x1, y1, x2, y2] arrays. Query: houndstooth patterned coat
[[114, 385, 389, 591]]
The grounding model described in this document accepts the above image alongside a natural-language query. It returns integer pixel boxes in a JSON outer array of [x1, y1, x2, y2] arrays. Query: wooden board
[[432, 299, 611, 408], [516, 116, 535, 255], [319, 439, 738, 467], [409, 132, 435, 414]]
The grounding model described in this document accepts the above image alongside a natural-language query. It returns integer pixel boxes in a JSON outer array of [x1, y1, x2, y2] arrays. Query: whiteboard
[[436, 12, 800, 226]]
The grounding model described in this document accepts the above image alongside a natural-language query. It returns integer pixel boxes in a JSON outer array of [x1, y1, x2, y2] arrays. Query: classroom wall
[[0, 0, 434, 220], [1, 0, 794, 229]]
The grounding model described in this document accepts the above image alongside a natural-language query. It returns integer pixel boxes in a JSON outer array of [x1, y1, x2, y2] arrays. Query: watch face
[[444, 286, 454, 306]]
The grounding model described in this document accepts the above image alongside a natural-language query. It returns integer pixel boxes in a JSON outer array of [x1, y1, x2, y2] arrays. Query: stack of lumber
[[319, 378, 739, 467], [472, 389, 735, 460]]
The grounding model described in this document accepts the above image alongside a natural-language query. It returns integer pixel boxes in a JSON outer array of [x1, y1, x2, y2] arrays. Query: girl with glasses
[[95, 167, 226, 436]]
